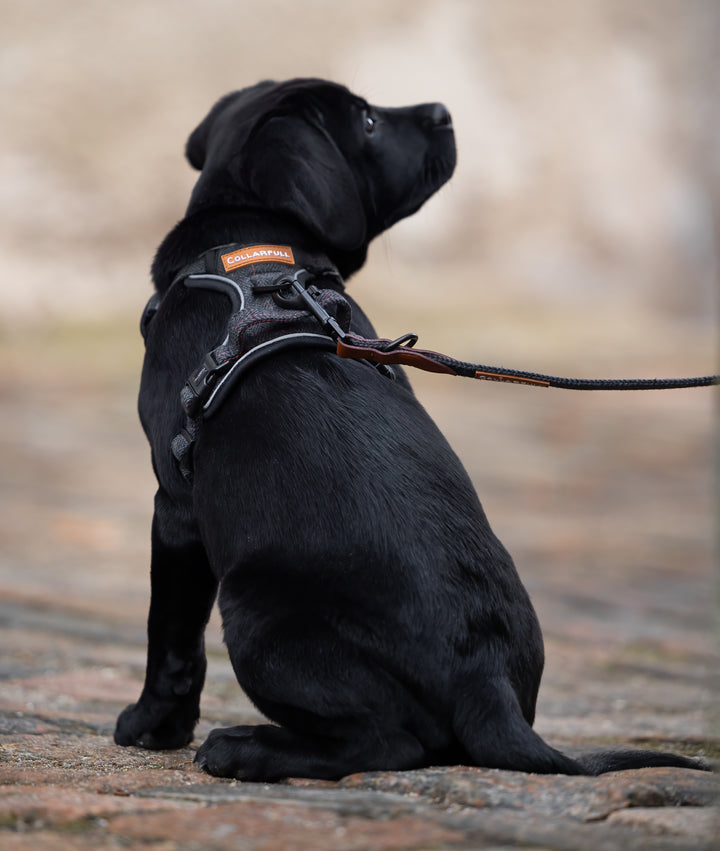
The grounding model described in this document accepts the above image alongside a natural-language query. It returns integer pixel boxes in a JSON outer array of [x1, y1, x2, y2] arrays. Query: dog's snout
[[418, 103, 452, 129]]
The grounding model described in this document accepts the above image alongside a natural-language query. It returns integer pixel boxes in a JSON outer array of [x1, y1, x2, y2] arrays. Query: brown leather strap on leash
[[336, 333, 720, 391], [337, 337, 457, 377]]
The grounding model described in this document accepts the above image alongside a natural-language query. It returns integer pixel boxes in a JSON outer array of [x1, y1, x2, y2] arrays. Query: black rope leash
[[450, 360, 718, 390], [335, 333, 719, 391]]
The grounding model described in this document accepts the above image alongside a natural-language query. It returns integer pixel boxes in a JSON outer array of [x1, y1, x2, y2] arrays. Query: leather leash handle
[[336, 339, 551, 384], [336, 338, 458, 376]]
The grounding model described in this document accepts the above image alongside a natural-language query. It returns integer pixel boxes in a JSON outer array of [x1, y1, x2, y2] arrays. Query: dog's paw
[[194, 726, 261, 779], [114, 700, 197, 750]]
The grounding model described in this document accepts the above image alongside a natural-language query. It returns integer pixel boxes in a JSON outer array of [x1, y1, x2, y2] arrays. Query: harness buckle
[[183, 352, 223, 417]]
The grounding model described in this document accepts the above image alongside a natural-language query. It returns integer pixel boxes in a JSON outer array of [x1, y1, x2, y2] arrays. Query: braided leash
[[335, 333, 719, 391]]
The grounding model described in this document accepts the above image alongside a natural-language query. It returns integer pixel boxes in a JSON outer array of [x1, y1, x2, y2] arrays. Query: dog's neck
[[151, 207, 368, 294]]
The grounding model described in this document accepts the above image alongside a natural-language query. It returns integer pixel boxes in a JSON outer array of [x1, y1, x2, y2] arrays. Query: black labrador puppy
[[115, 78, 704, 780]]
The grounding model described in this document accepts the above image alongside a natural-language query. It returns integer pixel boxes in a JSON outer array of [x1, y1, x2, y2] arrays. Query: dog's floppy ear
[[186, 91, 243, 171], [186, 119, 209, 171], [244, 115, 367, 251], [186, 97, 231, 171]]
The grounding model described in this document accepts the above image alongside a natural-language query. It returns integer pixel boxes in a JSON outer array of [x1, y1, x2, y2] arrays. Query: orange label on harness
[[220, 245, 295, 272]]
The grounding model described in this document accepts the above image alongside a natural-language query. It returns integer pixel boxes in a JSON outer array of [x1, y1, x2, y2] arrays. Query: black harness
[[141, 243, 377, 481]]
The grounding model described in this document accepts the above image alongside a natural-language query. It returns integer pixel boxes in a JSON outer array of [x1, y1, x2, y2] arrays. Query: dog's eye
[[363, 113, 377, 135]]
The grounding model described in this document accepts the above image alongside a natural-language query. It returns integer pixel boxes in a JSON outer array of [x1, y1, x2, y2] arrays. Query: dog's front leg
[[115, 492, 217, 750]]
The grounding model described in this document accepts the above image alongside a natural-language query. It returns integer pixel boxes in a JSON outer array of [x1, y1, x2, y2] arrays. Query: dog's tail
[[454, 677, 708, 776], [573, 748, 708, 775]]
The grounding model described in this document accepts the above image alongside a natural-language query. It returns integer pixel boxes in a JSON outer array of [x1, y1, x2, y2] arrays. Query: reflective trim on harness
[[185, 273, 246, 313], [172, 330, 337, 482], [202, 332, 336, 416]]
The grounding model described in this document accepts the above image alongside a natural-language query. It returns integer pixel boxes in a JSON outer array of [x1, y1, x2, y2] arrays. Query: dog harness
[[141, 243, 371, 481]]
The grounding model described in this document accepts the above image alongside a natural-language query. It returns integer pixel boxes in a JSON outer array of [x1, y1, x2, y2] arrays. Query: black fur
[[114, 78, 707, 780]]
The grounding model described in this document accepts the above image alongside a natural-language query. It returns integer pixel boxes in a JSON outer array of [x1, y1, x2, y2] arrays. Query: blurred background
[[0, 0, 717, 742], [2, 0, 718, 327]]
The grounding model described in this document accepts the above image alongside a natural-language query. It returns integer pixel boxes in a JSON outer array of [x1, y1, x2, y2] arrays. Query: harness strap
[[167, 332, 337, 479], [183, 332, 337, 419], [169, 420, 199, 483]]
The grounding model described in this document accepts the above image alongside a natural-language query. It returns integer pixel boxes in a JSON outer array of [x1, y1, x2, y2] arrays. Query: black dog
[[115, 78, 705, 780]]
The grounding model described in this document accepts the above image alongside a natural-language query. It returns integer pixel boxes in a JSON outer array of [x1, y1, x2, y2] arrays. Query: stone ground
[[0, 315, 718, 849]]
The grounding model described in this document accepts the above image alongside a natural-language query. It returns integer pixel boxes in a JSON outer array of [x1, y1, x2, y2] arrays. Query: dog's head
[[185, 78, 456, 257]]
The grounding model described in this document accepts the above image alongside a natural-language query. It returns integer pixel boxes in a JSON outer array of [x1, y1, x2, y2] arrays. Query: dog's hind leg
[[115, 490, 218, 750], [195, 721, 426, 782], [200, 582, 432, 781]]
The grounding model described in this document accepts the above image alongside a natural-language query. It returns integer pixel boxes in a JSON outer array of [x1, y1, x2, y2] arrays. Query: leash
[[276, 269, 718, 391], [335, 335, 719, 390]]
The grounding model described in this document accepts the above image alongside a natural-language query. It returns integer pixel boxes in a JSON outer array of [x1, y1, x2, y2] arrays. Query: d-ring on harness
[[141, 242, 719, 482]]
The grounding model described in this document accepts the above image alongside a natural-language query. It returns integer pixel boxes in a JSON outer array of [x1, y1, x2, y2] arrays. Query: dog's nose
[[418, 103, 453, 129]]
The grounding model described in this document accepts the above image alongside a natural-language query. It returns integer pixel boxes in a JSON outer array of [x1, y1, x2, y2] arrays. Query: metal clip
[[382, 333, 418, 351], [275, 270, 348, 341]]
